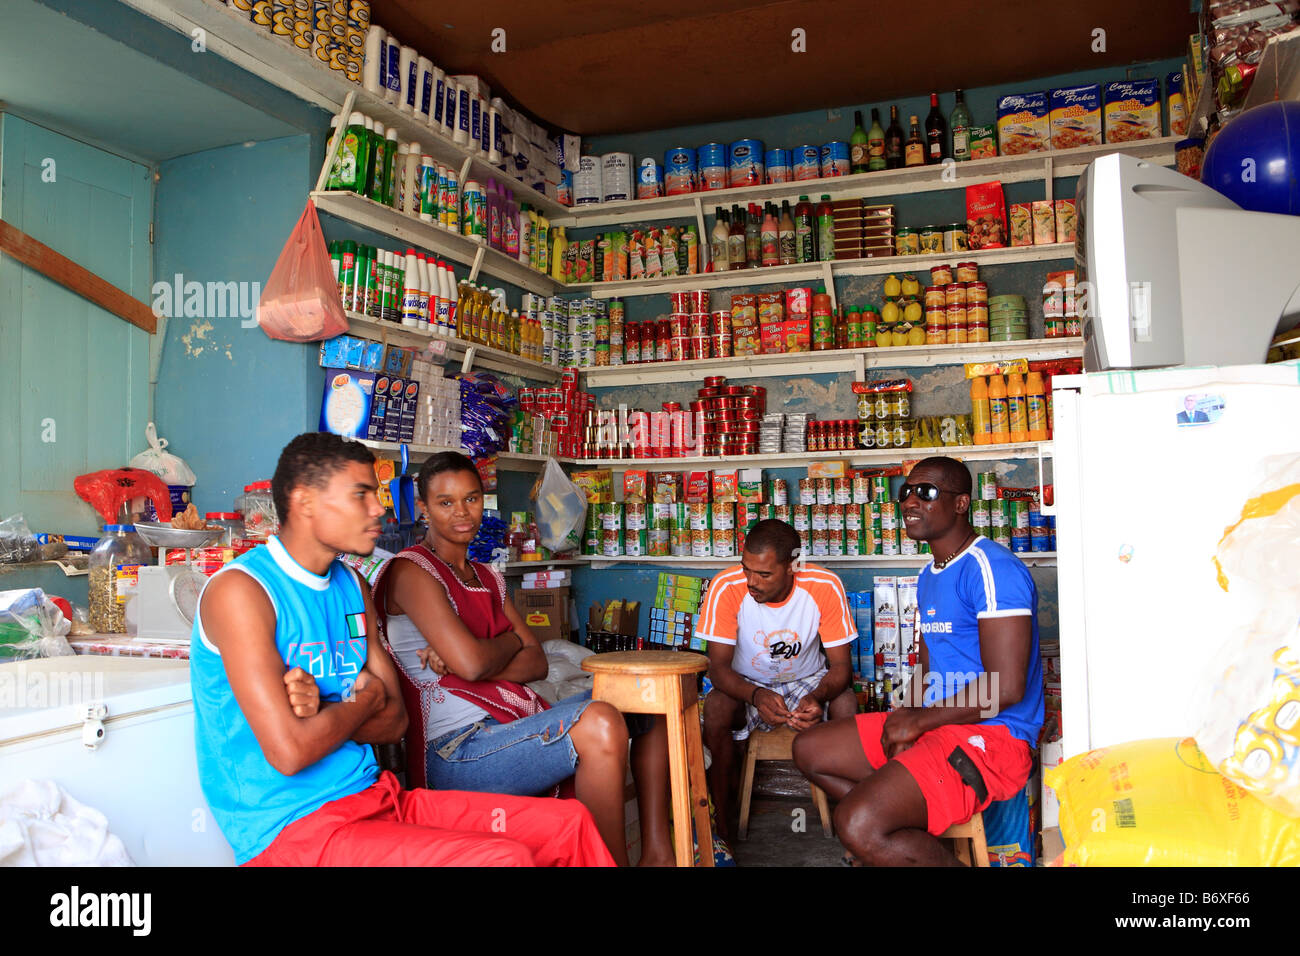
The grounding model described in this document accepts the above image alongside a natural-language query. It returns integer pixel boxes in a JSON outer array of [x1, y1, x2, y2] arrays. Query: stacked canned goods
[[806, 420, 859, 452], [789, 471, 930, 558], [697, 376, 764, 457], [248, 0, 366, 81], [923, 261, 989, 344], [1042, 270, 1081, 338], [968, 474, 1056, 552], [853, 379, 914, 450], [519, 373, 594, 459]]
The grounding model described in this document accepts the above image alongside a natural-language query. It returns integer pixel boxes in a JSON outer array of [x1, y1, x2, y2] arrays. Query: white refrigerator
[[1050, 362, 1300, 760]]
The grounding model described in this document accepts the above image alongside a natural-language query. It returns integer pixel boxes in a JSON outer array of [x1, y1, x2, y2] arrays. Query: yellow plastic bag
[[1045, 737, 1300, 866], [1195, 454, 1300, 816]]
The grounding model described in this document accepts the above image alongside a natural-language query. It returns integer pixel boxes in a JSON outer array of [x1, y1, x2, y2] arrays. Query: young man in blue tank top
[[793, 456, 1043, 866], [191, 432, 612, 866]]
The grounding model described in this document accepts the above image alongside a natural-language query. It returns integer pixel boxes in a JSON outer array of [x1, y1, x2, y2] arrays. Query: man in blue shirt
[[793, 456, 1043, 866], [192, 432, 612, 866]]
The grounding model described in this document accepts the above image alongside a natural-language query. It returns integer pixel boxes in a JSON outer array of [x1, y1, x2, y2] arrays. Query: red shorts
[[855, 713, 1033, 836], [243, 771, 615, 867]]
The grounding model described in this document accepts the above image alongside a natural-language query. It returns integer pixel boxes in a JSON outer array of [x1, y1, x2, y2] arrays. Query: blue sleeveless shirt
[[191, 536, 379, 864]]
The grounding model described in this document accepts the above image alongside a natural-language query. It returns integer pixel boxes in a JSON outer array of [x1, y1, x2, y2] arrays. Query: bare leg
[[833, 761, 962, 867], [826, 686, 858, 722], [630, 717, 674, 866], [568, 701, 631, 866], [702, 690, 744, 843], [792, 716, 874, 802]]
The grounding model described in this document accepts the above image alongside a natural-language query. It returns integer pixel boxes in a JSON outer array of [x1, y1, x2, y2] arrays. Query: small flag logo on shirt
[[926, 607, 936, 617], [346, 612, 367, 638]]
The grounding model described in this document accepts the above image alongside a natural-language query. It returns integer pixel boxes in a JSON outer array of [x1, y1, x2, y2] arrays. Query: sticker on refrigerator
[[1175, 393, 1222, 427]]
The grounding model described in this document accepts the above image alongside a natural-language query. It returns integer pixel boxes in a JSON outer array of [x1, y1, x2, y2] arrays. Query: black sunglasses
[[897, 482, 962, 503]]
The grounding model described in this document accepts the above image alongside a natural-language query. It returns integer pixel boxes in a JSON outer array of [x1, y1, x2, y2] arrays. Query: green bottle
[[867, 108, 887, 172], [367, 123, 388, 203], [338, 112, 369, 193], [363, 119, 381, 199], [338, 240, 357, 308], [381, 129, 399, 207], [850, 110, 869, 174], [328, 240, 342, 285], [950, 89, 973, 162]]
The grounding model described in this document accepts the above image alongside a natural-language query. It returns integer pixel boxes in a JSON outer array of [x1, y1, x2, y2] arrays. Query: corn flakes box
[[996, 92, 1050, 156], [1049, 84, 1102, 149], [1104, 79, 1160, 143]]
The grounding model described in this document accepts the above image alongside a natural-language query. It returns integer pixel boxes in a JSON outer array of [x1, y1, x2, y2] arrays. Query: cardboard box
[[514, 586, 571, 642], [590, 598, 640, 636]]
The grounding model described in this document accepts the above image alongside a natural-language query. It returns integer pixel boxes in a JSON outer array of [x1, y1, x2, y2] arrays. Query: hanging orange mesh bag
[[256, 200, 348, 342]]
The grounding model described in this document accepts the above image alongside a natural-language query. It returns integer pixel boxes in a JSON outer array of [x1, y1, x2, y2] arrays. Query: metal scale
[[130, 522, 224, 642]]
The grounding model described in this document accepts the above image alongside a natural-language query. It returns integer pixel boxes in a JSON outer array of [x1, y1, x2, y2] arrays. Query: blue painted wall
[[153, 134, 326, 513]]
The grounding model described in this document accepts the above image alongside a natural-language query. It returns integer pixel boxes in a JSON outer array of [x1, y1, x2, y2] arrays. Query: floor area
[[723, 758, 846, 867]]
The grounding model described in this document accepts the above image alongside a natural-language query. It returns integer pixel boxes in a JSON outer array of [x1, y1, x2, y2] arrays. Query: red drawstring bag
[[256, 200, 348, 342]]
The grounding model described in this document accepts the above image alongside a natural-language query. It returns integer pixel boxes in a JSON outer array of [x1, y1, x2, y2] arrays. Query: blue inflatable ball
[[1202, 100, 1300, 216]]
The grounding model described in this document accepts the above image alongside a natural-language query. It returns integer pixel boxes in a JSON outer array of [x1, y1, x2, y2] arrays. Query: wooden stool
[[941, 811, 989, 867], [737, 726, 833, 839], [581, 651, 711, 868]]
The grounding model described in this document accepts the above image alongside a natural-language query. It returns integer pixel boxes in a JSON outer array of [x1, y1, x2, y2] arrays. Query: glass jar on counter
[[205, 512, 245, 546], [88, 524, 152, 634], [236, 481, 278, 540]]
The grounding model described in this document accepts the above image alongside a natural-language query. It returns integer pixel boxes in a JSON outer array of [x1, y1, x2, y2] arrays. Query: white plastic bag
[[534, 458, 586, 553], [1194, 453, 1300, 817], [129, 423, 196, 486]]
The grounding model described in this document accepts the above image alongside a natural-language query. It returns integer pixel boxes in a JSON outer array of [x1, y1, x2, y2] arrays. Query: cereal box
[[1031, 201, 1056, 245], [1104, 79, 1160, 143], [1009, 203, 1033, 247], [970, 124, 997, 160], [1054, 199, 1077, 244], [1167, 72, 1188, 137], [996, 92, 1050, 156], [1049, 84, 1102, 149]]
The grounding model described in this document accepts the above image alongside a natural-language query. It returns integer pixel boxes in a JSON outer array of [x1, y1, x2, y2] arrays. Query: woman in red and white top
[[694, 519, 859, 843], [373, 452, 672, 867]]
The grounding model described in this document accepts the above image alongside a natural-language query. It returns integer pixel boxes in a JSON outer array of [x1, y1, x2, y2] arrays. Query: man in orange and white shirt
[[695, 519, 858, 842]]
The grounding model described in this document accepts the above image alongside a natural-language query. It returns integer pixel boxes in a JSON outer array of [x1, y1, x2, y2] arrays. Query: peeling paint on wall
[[181, 319, 214, 357]]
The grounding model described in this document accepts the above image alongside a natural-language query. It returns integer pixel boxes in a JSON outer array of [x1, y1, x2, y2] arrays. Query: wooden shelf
[[344, 311, 562, 382], [580, 552, 1058, 570], [568, 441, 1050, 472], [580, 338, 1082, 387], [563, 243, 1074, 299], [550, 138, 1179, 229], [357, 439, 553, 472], [313, 190, 564, 298]]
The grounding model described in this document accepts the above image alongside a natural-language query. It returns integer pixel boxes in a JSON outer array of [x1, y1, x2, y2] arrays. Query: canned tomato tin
[[698, 387, 720, 399], [943, 223, 969, 252], [637, 158, 664, 199], [697, 143, 727, 190], [792, 145, 821, 181], [924, 286, 947, 309], [664, 147, 697, 196], [724, 385, 745, 396], [765, 148, 791, 183], [931, 264, 954, 286], [743, 384, 766, 403], [820, 141, 850, 177], [956, 261, 979, 283], [728, 139, 764, 188]]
